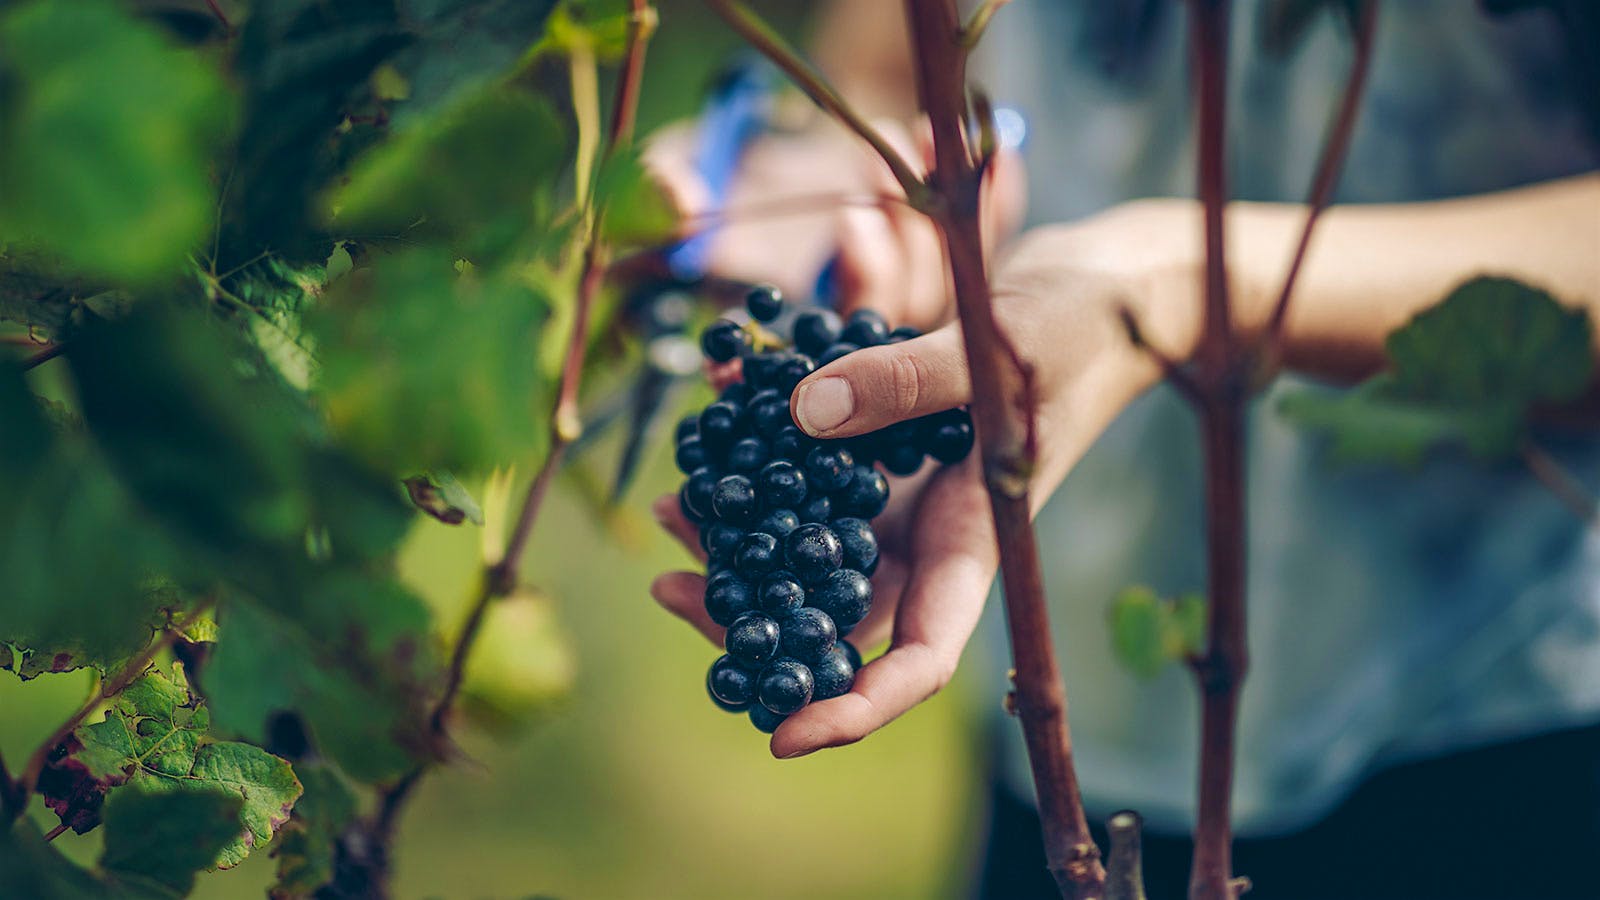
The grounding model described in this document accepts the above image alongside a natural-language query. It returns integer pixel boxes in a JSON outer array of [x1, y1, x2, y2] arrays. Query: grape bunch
[[676, 286, 975, 734]]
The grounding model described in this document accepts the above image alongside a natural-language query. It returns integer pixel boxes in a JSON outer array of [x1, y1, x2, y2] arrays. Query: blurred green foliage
[[0, 0, 981, 896]]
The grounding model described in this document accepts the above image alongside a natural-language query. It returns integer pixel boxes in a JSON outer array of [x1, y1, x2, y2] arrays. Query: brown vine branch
[[1184, 2, 1248, 899], [16, 600, 214, 800], [1260, 0, 1378, 360], [1117, 306, 1202, 403], [702, 0, 927, 202], [902, 0, 1102, 895], [1522, 441, 1599, 525], [20, 343, 63, 372], [43, 822, 69, 842], [371, 0, 656, 847], [204, 0, 232, 36]]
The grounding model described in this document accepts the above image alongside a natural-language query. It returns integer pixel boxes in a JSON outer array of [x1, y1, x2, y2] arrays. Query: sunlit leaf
[[64, 668, 304, 869], [597, 146, 682, 250]]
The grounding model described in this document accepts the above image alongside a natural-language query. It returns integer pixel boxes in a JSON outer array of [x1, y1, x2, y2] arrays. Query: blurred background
[[0, 3, 996, 897]]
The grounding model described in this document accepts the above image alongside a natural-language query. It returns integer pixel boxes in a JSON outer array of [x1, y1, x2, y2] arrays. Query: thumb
[[789, 324, 971, 439]]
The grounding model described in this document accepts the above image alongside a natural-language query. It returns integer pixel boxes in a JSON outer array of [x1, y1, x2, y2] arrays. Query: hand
[[652, 198, 1213, 758], [645, 113, 1025, 328]]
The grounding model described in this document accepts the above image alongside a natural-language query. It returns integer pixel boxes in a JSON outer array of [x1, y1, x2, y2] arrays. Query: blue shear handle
[[665, 63, 770, 282]]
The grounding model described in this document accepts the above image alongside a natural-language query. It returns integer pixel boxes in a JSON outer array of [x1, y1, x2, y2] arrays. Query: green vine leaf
[[205, 574, 440, 784], [0, 0, 236, 285], [268, 762, 359, 900], [310, 249, 553, 475], [597, 146, 684, 251], [224, 0, 411, 266], [325, 85, 568, 263], [1109, 586, 1206, 679], [390, 0, 561, 120], [60, 668, 304, 869], [98, 785, 246, 897], [1281, 276, 1594, 465], [3, 783, 246, 900]]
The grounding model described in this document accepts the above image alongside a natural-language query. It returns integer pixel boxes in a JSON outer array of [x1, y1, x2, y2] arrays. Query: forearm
[[1236, 172, 1600, 380]]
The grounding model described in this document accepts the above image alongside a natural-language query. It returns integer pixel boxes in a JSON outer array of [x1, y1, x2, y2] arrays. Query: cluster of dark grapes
[[676, 285, 975, 734]]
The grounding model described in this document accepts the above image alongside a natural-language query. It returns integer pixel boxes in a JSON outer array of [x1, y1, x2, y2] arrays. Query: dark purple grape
[[701, 521, 745, 563], [749, 704, 787, 733], [754, 508, 800, 540], [804, 446, 855, 493], [701, 319, 748, 362], [757, 658, 814, 715], [839, 639, 862, 670], [880, 442, 924, 476], [746, 284, 784, 322], [733, 531, 782, 580], [708, 655, 756, 711], [830, 518, 879, 574], [757, 460, 808, 509], [704, 572, 757, 626], [796, 493, 832, 524], [683, 466, 719, 519], [675, 436, 708, 474], [810, 646, 856, 700], [727, 437, 770, 475], [839, 309, 889, 347], [785, 522, 843, 584], [779, 607, 837, 663], [792, 310, 840, 357], [721, 381, 754, 406], [711, 474, 758, 524], [887, 325, 921, 343], [758, 571, 806, 615], [817, 342, 859, 367], [675, 414, 699, 442], [809, 568, 872, 629], [923, 409, 975, 464], [698, 401, 743, 452], [833, 465, 889, 518], [679, 489, 703, 525], [775, 354, 816, 395], [751, 398, 794, 439], [742, 352, 783, 391], [727, 613, 782, 667], [772, 426, 813, 462]]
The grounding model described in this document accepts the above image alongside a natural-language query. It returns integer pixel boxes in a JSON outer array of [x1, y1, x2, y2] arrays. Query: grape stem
[[367, 0, 657, 868]]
